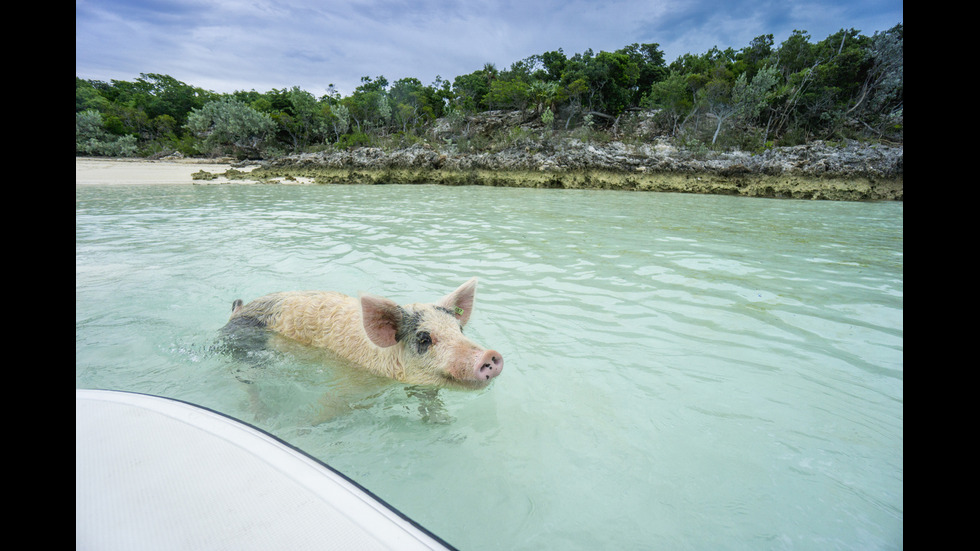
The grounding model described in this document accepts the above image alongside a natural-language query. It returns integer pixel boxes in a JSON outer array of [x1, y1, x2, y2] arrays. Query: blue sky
[[75, 0, 902, 97]]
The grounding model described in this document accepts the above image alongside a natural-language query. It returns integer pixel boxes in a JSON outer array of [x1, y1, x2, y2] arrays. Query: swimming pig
[[222, 278, 503, 389]]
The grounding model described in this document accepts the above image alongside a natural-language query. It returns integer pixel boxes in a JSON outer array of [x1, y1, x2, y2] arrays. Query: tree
[[76, 78, 110, 112], [775, 30, 816, 76], [486, 78, 530, 111], [642, 71, 693, 135], [784, 28, 873, 140], [585, 51, 640, 117], [730, 65, 780, 143], [328, 103, 351, 139], [617, 43, 668, 104], [185, 98, 276, 158], [388, 77, 429, 133], [342, 76, 390, 133], [736, 35, 775, 79], [559, 76, 590, 129], [539, 49, 567, 82], [76, 109, 138, 156], [528, 80, 560, 115], [136, 73, 214, 126], [849, 24, 903, 138], [77, 25, 902, 156], [700, 74, 735, 145], [452, 69, 493, 113], [270, 86, 330, 149]]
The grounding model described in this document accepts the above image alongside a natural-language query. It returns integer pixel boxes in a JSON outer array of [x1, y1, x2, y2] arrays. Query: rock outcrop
[[211, 109, 902, 200], [232, 137, 901, 201], [259, 138, 900, 179]]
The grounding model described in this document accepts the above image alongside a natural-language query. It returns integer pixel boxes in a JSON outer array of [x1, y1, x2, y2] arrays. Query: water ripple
[[77, 184, 903, 550]]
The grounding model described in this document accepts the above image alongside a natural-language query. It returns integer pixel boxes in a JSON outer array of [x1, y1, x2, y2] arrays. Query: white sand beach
[[75, 157, 256, 185]]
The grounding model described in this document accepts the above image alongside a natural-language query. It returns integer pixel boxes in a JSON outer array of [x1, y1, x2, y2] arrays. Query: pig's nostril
[[480, 360, 496, 378], [475, 351, 503, 381]]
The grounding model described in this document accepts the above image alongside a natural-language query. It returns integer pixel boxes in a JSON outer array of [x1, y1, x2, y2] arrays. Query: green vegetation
[[76, 24, 902, 159]]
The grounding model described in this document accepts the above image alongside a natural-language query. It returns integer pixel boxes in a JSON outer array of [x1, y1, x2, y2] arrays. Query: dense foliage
[[76, 24, 902, 159]]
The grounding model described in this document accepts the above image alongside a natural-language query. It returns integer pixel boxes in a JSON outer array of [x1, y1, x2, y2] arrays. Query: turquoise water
[[76, 183, 903, 550]]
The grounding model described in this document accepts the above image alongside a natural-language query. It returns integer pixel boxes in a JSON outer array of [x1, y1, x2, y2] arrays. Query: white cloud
[[76, 0, 902, 94]]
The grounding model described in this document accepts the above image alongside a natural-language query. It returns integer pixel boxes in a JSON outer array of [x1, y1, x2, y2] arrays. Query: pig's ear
[[360, 294, 402, 348], [437, 277, 477, 326]]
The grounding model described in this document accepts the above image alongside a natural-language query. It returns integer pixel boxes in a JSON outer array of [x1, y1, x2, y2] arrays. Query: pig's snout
[[475, 349, 503, 381]]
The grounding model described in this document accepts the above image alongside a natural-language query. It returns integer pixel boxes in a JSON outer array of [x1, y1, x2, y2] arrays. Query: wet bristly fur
[[222, 278, 500, 388]]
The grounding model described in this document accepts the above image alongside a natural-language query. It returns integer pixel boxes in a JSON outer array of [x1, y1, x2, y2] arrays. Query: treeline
[[75, 24, 902, 159]]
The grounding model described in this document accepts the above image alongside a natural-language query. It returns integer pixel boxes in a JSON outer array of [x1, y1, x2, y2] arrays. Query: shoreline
[[237, 165, 903, 201], [75, 156, 902, 201], [75, 157, 255, 186]]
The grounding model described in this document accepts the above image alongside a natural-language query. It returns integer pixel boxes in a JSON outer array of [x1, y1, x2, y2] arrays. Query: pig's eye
[[416, 331, 432, 354]]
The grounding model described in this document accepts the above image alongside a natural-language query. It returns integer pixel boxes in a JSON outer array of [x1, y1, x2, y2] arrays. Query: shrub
[[335, 131, 373, 149], [186, 98, 276, 159], [75, 109, 139, 157]]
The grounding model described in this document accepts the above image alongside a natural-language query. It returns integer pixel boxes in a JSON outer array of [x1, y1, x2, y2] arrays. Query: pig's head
[[360, 278, 503, 388]]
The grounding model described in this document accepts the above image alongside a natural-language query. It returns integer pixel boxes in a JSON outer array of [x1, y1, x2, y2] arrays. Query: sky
[[76, 0, 902, 97]]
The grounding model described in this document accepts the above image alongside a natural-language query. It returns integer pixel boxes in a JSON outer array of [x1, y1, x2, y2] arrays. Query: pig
[[222, 277, 503, 389]]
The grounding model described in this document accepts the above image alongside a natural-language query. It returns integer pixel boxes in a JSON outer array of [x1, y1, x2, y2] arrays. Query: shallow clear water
[[76, 183, 903, 550]]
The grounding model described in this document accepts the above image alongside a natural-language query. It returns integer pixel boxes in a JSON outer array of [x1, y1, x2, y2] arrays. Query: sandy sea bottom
[[76, 168, 903, 549]]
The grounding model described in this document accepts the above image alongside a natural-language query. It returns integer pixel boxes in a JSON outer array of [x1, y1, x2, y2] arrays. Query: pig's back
[[233, 291, 360, 348]]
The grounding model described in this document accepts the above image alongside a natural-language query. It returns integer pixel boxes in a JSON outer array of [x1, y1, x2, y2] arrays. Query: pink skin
[[476, 349, 504, 381], [359, 279, 503, 387], [427, 340, 503, 385], [228, 278, 503, 388]]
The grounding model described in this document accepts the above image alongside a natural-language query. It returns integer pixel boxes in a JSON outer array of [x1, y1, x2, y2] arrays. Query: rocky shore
[[219, 137, 902, 201]]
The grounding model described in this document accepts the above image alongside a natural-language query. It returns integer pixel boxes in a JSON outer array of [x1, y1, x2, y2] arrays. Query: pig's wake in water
[[221, 278, 503, 393]]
